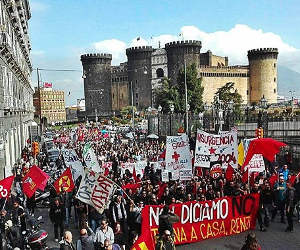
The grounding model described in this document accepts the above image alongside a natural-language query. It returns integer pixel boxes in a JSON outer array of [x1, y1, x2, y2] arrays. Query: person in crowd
[[88, 206, 104, 233], [155, 230, 176, 250], [110, 193, 128, 239], [241, 232, 261, 250], [60, 231, 75, 250], [103, 238, 122, 250], [49, 197, 65, 242], [279, 164, 289, 181], [272, 175, 287, 223], [76, 227, 95, 250], [158, 205, 180, 237], [113, 222, 126, 250], [11, 200, 26, 233], [285, 182, 296, 232], [94, 218, 114, 249], [260, 182, 274, 228]]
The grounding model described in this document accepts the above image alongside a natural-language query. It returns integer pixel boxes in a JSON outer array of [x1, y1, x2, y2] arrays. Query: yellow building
[[34, 87, 66, 123]]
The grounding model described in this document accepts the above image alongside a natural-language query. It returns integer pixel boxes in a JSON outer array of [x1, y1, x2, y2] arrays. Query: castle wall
[[199, 66, 250, 104], [111, 68, 129, 111]]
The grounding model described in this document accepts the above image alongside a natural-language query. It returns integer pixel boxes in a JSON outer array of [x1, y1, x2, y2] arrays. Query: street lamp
[[158, 105, 162, 136], [169, 104, 174, 136], [199, 112, 204, 129], [258, 95, 268, 135]]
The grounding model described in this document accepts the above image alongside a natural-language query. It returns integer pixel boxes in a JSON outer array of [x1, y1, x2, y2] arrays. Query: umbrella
[[147, 134, 159, 139], [242, 138, 287, 170]]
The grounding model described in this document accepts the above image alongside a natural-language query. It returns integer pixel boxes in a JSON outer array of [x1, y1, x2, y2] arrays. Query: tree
[[214, 82, 242, 114], [154, 78, 180, 112], [176, 63, 204, 113], [120, 106, 136, 117]]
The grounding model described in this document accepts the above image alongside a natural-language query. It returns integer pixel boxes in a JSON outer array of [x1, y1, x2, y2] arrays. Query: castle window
[[274, 77, 276, 82], [156, 68, 164, 78], [274, 63, 276, 68], [247, 90, 249, 95], [274, 88, 276, 93], [136, 93, 138, 99]]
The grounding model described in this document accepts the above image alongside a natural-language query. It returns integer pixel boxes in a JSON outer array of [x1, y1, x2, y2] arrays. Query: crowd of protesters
[[0, 123, 299, 250]]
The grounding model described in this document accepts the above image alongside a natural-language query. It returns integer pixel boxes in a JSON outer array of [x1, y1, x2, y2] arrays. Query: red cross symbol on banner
[[172, 151, 181, 162]]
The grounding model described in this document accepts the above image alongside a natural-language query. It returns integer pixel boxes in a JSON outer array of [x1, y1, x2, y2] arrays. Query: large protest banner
[[83, 143, 101, 173], [194, 129, 238, 168], [165, 134, 192, 180], [132, 193, 260, 250], [62, 149, 83, 181], [76, 169, 117, 214]]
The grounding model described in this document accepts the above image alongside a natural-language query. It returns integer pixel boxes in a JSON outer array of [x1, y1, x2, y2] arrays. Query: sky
[[29, 0, 300, 106]]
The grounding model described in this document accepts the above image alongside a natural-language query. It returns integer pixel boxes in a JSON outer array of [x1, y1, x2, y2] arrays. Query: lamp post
[[203, 103, 210, 131], [199, 112, 204, 130], [258, 95, 268, 136], [169, 104, 174, 136], [158, 105, 162, 137], [147, 106, 152, 134], [226, 100, 234, 130]]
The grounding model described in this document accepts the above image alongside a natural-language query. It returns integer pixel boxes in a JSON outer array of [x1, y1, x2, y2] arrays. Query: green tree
[[120, 106, 136, 117], [154, 78, 180, 112], [176, 63, 204, 113], [214, 82, 242, 114]]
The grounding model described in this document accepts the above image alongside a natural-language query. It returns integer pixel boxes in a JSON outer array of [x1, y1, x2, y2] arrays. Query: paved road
[[35, 207, 300, 250]]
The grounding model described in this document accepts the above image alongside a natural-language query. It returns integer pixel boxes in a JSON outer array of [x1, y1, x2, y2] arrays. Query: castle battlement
[[165, 40, 202, 48], [126, 46, 153, 55], [81, 53, 112, 60], [199, 65, 249, 70], [247, 48, 278, 60]]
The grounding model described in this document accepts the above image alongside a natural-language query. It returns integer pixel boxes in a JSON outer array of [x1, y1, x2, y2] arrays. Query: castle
[[81, 40, 278, 119]]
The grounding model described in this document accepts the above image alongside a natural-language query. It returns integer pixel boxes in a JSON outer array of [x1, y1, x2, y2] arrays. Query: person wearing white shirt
[[94, 219, 114, 248]]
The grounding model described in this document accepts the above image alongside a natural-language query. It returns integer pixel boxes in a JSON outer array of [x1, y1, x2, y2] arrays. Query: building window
[[274, 63, 276, 68], [274, 88, 276, 93], [156, 68, 164, 78], [247, 90, 249, 95], [274, 77, 276, 82]]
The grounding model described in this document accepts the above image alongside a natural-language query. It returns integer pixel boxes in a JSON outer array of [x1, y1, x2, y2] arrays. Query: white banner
[[165, 134, 192, 180], [83, 143, 101, 173], [161, 170, 169, 182], [62, 149, 83, 181], [76, 169, 117, 214], [245, 154, 265, 173], [194, 129, 238, 168]]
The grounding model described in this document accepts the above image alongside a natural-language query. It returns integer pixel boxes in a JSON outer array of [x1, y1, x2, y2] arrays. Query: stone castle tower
[[165, 40, 202, 84], [81, 53, 112, 118], [248, 48, 279, 104], [80, 40, 278, 118], [126, 46, 153, 109]]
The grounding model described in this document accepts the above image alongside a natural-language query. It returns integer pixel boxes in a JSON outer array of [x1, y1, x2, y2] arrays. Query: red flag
[[195, 167, 203, 177], [23, 166, 49, 198], [157, 183, 168, 200], [132, 167, 138, 183], [269, 174, 278, 188], [0, 176, 14, 199], [159, 150, 166, 159], [242, 169, 249, 184], [53, 167, 75, 194], [122, 183, 141, 192], [225, 164, 234, 181], [104, 168, 110, 176], [242, 138, 286, 170]]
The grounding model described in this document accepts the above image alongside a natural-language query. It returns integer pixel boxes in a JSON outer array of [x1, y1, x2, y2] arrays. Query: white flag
[[83, 143, 101, 173], [76, 169, 117, 214]]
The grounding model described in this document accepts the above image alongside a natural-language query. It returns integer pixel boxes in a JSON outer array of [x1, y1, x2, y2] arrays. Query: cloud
[[31, 50, 45, 56], [90, 24, 300, 73], [30, 1, 49, 12], [93, 39, 127, 64]]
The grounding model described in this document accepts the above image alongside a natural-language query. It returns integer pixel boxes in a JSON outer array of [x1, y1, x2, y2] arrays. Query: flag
[[242, 169, 249, 184], [238, 142, 244, 166], [225, 164, 234, 181], [53, 167, 75, 194], [269, 174, 278, 188], [242, 138, 286, 169], [104, 168, 110, 176], [137, 37, 140, 41], [132, 167, 138, 183], [0, 176, 14, 199], [158, 150, 166, 159], [23, 166, 49, 198], [157, 183, 168, 200], [76, 169, 117, 214], [209, 161, 222, 179]]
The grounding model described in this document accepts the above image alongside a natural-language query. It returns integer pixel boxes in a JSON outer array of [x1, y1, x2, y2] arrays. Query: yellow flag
[[238, 142, 244, 166]]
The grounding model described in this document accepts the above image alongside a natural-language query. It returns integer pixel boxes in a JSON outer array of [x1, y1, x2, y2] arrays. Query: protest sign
[[83, 143, 101, 173], [76, 169, 117, 214], [62, 149, 83, 180], [244, 154, 265, 173], [132, 194, 260, 249], [166, 134, 192, 180], [194, 130, 238, 168]]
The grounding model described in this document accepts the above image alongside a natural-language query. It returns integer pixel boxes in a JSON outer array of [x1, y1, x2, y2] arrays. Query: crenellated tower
[[126, 46, 153, 110], [248, 48, 278, 104], [165, 40, 202, 85], [81, 53, 112, 118]]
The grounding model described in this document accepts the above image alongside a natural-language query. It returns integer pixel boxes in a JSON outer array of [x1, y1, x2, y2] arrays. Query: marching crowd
[[0, 124, 299, 250]]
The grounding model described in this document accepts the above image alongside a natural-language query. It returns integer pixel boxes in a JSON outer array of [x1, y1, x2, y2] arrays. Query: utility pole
[[37, 68, 42, 136]]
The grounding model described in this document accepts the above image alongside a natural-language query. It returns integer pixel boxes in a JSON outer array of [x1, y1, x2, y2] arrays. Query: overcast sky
[[29, 0, 300, 105]]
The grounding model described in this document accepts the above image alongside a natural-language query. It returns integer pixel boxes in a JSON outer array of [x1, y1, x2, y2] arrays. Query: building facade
[[0, 0, 33, 178], [81, 40, 278, 119], [33, 87, 66, 123]]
